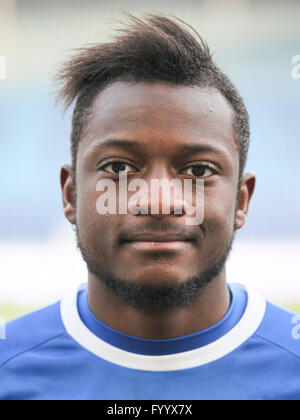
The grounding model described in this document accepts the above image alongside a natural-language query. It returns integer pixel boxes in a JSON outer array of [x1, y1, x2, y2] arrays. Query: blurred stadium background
[[0, 0, 300, 320]]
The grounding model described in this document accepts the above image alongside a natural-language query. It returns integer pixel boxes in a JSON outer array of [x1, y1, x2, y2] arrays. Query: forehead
[[80, 81, 238, 158]]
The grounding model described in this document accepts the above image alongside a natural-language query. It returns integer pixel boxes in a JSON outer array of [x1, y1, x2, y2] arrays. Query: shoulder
[[0, 300, 66, 369], [254, 300, 300, 361]]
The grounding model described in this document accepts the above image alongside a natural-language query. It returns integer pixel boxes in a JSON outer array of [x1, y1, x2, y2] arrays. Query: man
[[1, 13, 299, 401]]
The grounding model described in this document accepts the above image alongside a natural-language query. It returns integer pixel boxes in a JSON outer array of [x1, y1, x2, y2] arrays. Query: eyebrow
[[180, 143, 229, 157], [90, 138, 142, 151], [91, 138, 228, 156]]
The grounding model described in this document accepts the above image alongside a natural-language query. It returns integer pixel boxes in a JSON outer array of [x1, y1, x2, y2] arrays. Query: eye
[[181, 165, 214, 178], [103, 161, 138, 174]]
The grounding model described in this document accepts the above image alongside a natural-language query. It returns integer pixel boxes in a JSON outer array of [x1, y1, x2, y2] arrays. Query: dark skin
[[61, 81, 255, 339]]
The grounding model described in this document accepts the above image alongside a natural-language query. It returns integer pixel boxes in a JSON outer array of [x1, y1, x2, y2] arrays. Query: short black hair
[[57, 12, 250, 188]]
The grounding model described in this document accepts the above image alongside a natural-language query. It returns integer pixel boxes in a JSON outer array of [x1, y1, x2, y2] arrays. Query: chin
[[124, 265, 193, 287]]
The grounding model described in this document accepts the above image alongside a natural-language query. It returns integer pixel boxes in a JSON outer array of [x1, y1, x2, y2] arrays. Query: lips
[[122, 233, 194, 243], [127, 241, 192, 251], [120, 232, 195, 252]]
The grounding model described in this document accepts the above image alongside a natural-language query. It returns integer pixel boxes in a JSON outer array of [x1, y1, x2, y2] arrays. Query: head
[[59, 13, 255, 313]]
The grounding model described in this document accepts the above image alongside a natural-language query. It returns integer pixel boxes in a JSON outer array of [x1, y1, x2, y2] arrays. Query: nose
[[127, 167, 188, 219]]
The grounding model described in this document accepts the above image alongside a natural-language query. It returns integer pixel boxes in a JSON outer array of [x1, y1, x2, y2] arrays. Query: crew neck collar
[[60, 282, 266, 371], [77, 283, 244, 356]]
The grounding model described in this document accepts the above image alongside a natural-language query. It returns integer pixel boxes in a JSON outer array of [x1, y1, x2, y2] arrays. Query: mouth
[[126, 241, 192, 251], [122, 233, 195, 251]]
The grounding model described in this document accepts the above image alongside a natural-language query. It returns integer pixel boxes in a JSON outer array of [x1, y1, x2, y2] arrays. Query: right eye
[[103, 161, 138, 174]]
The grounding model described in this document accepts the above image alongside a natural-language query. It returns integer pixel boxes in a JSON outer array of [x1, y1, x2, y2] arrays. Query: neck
[[87, 270, 231, 340]]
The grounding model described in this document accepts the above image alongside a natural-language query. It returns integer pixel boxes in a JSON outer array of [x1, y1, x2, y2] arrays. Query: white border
[[60, 283, 266, 371]]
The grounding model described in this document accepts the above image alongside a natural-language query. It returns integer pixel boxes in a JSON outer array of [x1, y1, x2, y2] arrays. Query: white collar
[[60, 282, 266, 371]]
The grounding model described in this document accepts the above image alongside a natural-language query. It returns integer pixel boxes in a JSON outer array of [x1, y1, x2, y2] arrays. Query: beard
[[75, 224, 236, 313]]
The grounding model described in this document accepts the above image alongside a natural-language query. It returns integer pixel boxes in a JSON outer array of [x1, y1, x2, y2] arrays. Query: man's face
[[62, 81, 253, 311]]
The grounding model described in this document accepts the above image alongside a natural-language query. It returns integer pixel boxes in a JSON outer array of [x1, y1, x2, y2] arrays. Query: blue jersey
[[0, 283, 300, 400]]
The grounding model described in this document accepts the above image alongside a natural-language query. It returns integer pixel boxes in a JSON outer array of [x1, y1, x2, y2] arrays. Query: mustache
[[118, 221, 199, 244]]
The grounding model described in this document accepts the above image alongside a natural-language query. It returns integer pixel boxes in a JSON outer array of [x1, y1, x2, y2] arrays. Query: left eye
[[103, 162, 137, 174], [182, 166, 214, 177]]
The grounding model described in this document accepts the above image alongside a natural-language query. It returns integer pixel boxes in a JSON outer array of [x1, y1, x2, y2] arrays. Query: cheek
[[76, 183, 98, 231], [78, 211, 117, 262], [76, 180, 116, 255], [203, 187, 236, 237]]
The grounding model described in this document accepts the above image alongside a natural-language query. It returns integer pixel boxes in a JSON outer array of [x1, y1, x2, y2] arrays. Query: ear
[[235, 172, 256, 230], [60, 164, 76, 225]]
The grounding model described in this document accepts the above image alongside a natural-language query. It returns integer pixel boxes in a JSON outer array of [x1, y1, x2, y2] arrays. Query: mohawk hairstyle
[[56, 12, 250, 188]]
